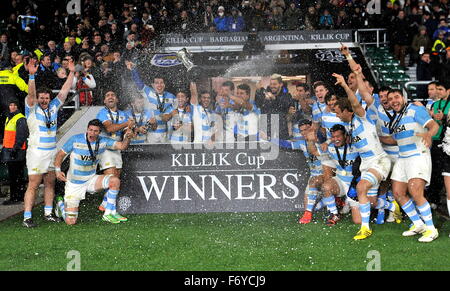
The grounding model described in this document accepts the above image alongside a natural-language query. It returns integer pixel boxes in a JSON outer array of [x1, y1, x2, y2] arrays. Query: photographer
[[72, 55, 96, 106]]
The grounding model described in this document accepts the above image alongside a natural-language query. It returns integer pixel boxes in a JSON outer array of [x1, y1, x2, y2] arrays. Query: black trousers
[[426, 140, 445, 205], [6, 160, 26, 201]]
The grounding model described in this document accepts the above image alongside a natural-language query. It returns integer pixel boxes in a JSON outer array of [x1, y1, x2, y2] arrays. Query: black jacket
[[255, 86, 294, 140]]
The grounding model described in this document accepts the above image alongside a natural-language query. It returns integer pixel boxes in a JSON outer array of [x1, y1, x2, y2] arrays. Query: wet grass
[[1, 195, 450, 271]]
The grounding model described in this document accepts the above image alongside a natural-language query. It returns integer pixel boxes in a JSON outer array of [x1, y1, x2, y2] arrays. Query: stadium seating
[[365, 46, 410, 90]]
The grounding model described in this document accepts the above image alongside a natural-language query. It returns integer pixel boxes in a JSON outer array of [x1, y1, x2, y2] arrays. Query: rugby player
[[333, 73, 400, 240], [54, 119, 133, 224], [22, 58, 76, 228], [381, 89, 440, 242]]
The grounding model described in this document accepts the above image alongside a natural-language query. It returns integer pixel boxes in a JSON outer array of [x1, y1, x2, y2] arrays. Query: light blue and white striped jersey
[[312, 101, 326, 124], [169, 105, 193, 143], [193, 104, 218, 142], [62, 134, 116, 184], [131, 69, 175, 136], [349, 112, 386, 161], [321, 108, 350, 140], [373, 97, 399, 157], [141, 87, 175, 136], [96, 107, 129, 149], [237, 101, 261, 137], [26, 97, 63, 150], [291, 139, 323, 177], [366, 93, 379, 125], [215, 105, 239, 142], [391, 104, 433, 158], [124, 108, 153, 144], [327, 143, 360, 186]]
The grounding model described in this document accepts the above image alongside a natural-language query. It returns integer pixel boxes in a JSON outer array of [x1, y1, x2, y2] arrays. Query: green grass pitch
[[2, 195, 450, 271]]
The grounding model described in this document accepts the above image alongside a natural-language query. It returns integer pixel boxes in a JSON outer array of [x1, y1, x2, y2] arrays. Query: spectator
[[391, 10, 411, 67], [36, 54, 58, 89], [284, 2, 302, 30], [319, 9, 334, 30], [432, 18, 450, 39], [214, 6, 229, 32], [228, 7, 245, 32], [140, 24, 157, 48], [0, 34, 11, 68], [91, 33, 104, 56], [240, 1, 253, 31], [174, 10, 195, 34], [202, 5, 216, 32], [436, 48, 450, 81], [304, 6, 319, 30], [157, 9, 172, 34], [416, 52, 433, 99], [410, 26, 432, 66], [335, 10, 351, 29], [74, 55, 97, 106], [267, 6, 284, 31]]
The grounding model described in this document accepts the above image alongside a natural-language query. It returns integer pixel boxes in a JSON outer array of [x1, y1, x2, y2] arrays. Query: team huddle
[[19, 45, 447, 243], [294, 45, 442, 242]]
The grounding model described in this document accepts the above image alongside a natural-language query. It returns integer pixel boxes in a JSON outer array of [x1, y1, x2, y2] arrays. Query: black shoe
[[22, 218, 37, 228], [2, 199, 22, 205], [44, 213, 61, 222]]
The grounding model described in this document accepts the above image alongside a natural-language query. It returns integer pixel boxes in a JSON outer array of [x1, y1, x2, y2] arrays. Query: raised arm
[[190, 81, 198, 105], [25, 58, 39, 107], [333, 73, 365, 118], [126, 60, 145, 91], [353, 64, 374, 106], [340, 45, 374, 106], [57, 60, 76, 103]]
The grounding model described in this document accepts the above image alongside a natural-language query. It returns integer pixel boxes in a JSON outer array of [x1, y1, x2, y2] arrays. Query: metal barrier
[[51, 88, 96, 110], [355, 28, 388, 51], [403, 80, 433, 101]]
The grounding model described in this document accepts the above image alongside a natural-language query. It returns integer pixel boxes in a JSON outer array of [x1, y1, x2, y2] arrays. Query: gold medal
[[111, 133, 116, 138]]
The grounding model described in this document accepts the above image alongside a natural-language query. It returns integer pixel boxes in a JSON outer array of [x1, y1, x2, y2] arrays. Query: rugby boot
[[44, 213, 61, 222], [22, 218, 37, 228], [298, 211, 312, 224], [392, 200, 402, 223], [112, 213, 128, 222], [353, 226, 372, 240], [102, 214, 120, 224], [326, 213, 340, 226], [402, 223, 426, 237], [418, 228, 439, 243]]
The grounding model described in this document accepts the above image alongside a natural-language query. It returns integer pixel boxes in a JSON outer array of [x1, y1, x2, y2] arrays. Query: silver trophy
[[176, 48, 196, 72], [176, 48, 202, 81]]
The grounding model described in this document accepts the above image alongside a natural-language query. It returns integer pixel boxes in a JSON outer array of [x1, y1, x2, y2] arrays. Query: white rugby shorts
[[360, 154, 392, 182], [26, 147, 57, 175], [99, 149, 122, 170], [64, 174, 111, 208], [391, 154, 432, 186]]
